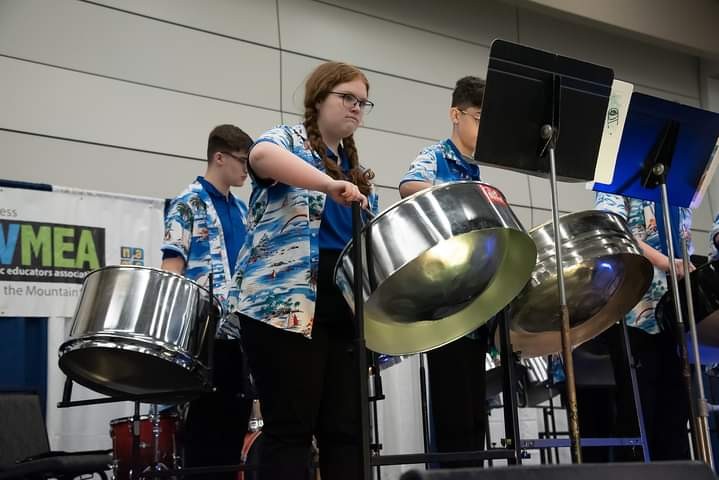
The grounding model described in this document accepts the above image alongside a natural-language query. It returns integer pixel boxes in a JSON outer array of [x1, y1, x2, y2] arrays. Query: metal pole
[[620, 319, 651, 462], [547, 140, 582, 463], [657, 176, 702, 459], [682, 237, 714, 468], [352, 202, 372, 480], [419, 352, 432, 469], [498, 308, 521, 464]]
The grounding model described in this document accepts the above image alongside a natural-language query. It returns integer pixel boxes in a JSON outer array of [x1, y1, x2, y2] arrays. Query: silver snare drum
[[58, 265, 220, 400]]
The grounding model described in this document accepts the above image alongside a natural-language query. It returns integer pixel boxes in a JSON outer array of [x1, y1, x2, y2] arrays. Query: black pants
[[576, 323, 690, 461], [238, 249, 362, 480], [183, 339, 253, 479], [427, 328, 489, 468]]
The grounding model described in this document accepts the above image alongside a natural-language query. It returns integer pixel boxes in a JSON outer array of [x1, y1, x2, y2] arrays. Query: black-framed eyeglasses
[[221, 151, 249, 168], [458, 109, 481, 123], [329, 91, 375, 114]]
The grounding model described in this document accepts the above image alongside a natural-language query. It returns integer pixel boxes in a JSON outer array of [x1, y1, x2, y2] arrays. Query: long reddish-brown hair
[[303, 61, 375, 195]]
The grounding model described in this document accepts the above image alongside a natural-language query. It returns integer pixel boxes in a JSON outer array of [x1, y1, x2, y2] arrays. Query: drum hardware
[[247, 399, 263, 433], [110, 404, 180, 480]]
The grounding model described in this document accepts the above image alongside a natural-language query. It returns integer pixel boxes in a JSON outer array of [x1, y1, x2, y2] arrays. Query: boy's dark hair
[[451, 76, 485, 109], [207, 124, 253, 162]]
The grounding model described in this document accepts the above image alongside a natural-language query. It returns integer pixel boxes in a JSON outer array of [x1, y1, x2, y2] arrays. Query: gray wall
[[1, 0, 715, 253]]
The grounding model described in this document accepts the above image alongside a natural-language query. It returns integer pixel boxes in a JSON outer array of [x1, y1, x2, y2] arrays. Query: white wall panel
[[528, 176, 595, 213], [0, 57, 280, 160], [519, 9, 700, 101], [90, 0, 280, 47], [320, 0, 517, 47], [0, 130, 256, 202], [481, 165, 533, 207], [0, 0, 280, 110], [278, 0, 489, 88]]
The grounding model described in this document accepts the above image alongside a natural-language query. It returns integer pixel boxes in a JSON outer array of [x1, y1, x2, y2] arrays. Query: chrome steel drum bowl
[[58, 266, 220, 401], [335, 181, 537, 355], [508, 210, 653, 357]]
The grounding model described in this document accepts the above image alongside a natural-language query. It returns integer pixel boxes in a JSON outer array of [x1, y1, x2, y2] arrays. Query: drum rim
[[333, 180, 512, 282], [59, 334, 205, 371], [83, 265, 222, 308], [58, 336, 211, 398], [529, 209, 626, 234]]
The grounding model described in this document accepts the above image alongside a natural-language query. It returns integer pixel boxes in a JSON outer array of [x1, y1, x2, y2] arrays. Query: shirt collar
[[442, 139, 478, 167], [197, 176, 233, 201], [326, 145, 350, 169]]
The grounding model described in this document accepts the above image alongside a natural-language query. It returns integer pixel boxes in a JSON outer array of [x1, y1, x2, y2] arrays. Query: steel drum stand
[[57, 274, 223, 479], [350, 204, 522, 479], [520, 319, 649, 462], [57, 378, 198, 479]]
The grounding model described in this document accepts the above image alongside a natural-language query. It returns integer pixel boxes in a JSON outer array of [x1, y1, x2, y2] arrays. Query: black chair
[[0, 391, 112, 479]]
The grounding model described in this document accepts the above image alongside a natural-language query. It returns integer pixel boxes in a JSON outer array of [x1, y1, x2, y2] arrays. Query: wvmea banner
[[0, 186, 164, 317]]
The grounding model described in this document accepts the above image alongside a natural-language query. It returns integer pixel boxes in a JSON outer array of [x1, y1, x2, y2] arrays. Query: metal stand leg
[[499, 308, 521, 464], [352, 203, 372, 480], [419, 352, 432, 469], [681, 238, 715, 469], [130, 402, 142, 480], [656, 178, 707, 462], [485, 410, 494, 467], [620, 320, 651, 462], [368, 356, 384, 480]]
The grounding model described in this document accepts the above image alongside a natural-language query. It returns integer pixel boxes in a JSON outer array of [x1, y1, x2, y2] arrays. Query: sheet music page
[[590, 79, 634, 187]]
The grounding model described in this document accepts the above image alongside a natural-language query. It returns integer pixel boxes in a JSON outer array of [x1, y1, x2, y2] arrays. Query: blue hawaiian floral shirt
[[231, 123, 379, 338], [400, 138, 480, 187], [594, 192, 693, 334], [162, 179, 248, 339]]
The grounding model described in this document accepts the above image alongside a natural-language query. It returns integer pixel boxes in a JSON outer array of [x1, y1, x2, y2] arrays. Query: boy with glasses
[[399, 76, 488, 467], [161, 124, 252, 478]]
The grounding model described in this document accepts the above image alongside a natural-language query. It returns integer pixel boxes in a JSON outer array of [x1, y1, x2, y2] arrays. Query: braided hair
[[302, 62, 375, 196]]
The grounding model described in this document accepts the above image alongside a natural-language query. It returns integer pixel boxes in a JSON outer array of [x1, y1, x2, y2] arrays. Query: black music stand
[[593, 92, 719, 467], [476, 39, 613, 463]]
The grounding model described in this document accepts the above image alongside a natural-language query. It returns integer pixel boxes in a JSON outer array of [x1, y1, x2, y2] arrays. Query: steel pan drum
[[59, 265, 220, 400], [508, 210, 653, 357], [335, 181, 537, 355], [657, 260, 719, 347]]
